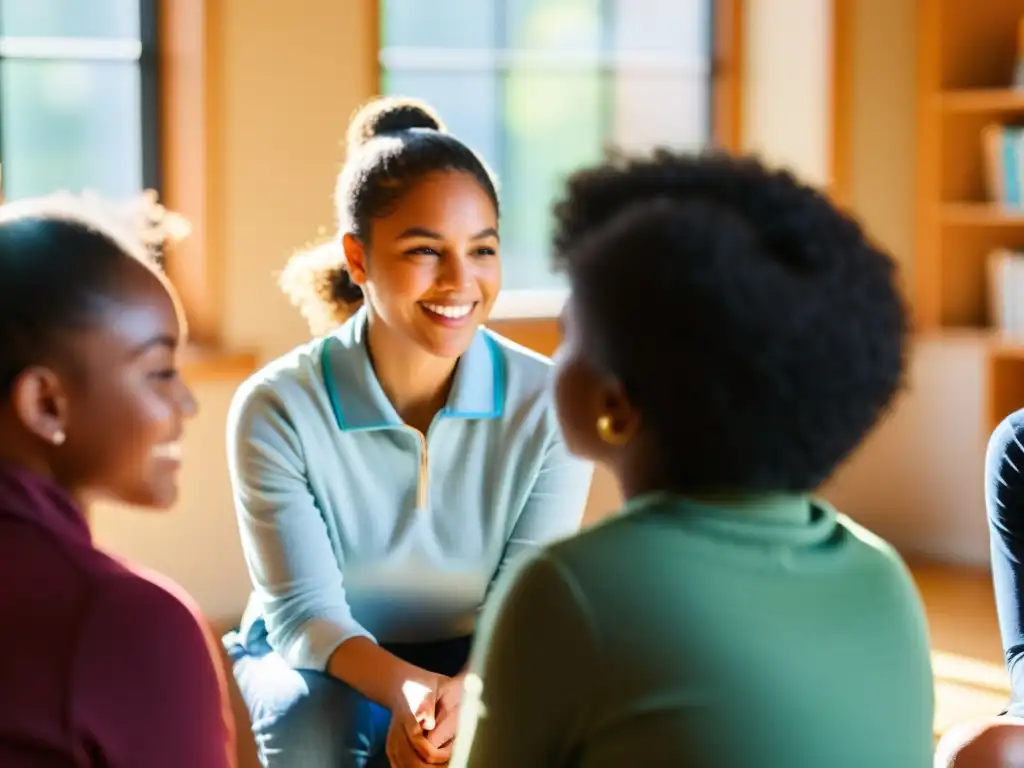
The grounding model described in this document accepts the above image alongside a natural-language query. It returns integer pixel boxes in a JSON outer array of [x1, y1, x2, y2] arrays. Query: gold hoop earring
[[596, 414, 630, 446], [51, 430, 66, 446]]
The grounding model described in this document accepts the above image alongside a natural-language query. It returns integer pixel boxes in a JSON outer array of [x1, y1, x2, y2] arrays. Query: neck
[[610, 438, 661, 502], [616, 452, 773, 507], [365, 312, 459, 433], [0, 414, 89, 511], [613, 440, 744, 504]]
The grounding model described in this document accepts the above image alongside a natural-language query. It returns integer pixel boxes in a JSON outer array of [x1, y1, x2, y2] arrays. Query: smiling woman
[[0, 198, 235, 767], [341, 170, 501, 364], [280, 96, 501, 341], [224, 95, 593, 767]]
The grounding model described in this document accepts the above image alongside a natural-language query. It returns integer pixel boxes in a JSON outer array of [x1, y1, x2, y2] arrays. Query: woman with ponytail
[[225, 96, 593, 767]]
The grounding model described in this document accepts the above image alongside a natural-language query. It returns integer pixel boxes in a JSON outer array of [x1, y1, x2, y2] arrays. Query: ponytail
[[278, 238, 364, 336]]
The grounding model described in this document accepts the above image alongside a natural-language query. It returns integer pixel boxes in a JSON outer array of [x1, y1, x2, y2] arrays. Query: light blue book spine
[[1004, 128, 1021, 207]]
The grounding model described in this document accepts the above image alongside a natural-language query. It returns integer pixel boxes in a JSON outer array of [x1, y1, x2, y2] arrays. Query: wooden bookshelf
[[940, 202, 1024, 226], [937, 88, 1024, 113], [916, 0, 1024, 432]]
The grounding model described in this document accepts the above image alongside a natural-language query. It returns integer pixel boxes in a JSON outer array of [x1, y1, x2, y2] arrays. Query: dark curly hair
[[0, 200, 162, 396], [280, 96, 500, 335], [553, 149, 908, 493]]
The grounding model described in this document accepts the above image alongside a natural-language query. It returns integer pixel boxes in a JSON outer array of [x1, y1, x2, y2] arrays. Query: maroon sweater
[[0, 464, 235, 767]]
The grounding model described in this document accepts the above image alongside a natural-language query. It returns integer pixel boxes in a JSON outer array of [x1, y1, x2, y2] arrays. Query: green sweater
[[451, 493, 934, 768]]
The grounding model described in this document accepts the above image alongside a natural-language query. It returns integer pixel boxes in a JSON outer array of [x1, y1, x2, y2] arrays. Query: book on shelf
[[984, 124, 1024, 207], [988, 248, 1024, 335]]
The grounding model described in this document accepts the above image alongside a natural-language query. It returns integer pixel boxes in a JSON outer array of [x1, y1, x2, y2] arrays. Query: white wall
[[823, 338, 990, 565], [743, 0, 832, 187]]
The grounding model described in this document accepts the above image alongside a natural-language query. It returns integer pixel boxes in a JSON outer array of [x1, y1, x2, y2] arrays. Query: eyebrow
[[396, 226, 500, 241], [472, 227, 500, 241]]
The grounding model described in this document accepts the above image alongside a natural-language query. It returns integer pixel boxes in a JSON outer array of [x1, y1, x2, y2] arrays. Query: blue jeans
[[225, 622, 471, 768]]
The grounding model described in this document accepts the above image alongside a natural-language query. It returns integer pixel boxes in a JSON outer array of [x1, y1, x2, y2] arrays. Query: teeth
[[152, 443, 181, 460], [422, 302, 473, 319]]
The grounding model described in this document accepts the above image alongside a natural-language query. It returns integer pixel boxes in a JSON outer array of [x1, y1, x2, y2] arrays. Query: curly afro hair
[[552, 149, 908, 493]]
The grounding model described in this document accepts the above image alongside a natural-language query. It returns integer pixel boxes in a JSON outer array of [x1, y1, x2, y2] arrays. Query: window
[[0, 0, 157, 201], [380, 0, 714, 313]]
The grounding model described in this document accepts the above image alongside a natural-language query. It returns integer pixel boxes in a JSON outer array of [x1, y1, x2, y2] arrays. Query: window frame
[[0, 0, 161, 198], [139, 0, 161, 193], [158, 0, 222, 347], [157, 0, 254, 378], [377, 0, 745, 320]]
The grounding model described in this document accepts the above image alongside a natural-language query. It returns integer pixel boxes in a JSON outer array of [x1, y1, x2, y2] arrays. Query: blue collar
[[320, 306, 505, 431]]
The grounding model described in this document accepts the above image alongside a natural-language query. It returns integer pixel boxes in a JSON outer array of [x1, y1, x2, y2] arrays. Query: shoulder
[[832, 511, 906, 567], [74, 565, 228, 695], [826, 511, 925, 611], [71, 565, 225, 698], [232, 337, 326, 409], [479, 547, 596, 640], [71, 567, 233, 761], [83, 566, 218, 656], [987, 407, 1024, 470], [535, 517, 634, 592], [825, 513, 933, 668], [228, 336, 330, 432], [482, 327, 554, 391], [481, 328, 560, 429]]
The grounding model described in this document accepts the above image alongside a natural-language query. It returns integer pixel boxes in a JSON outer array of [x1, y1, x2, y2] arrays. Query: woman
[[450, 150, 935, 768], [0, 199, 236, 766], [225, 95, 593, 767], [933, 413, 1024, 767]]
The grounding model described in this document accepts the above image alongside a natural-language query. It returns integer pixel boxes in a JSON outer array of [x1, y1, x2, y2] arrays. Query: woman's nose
[[437, 253, 472, 290]]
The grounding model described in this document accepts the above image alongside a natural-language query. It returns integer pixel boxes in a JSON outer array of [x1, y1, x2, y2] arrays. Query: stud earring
[[596, 414, 630, 446], [51, 430, 66, 446]]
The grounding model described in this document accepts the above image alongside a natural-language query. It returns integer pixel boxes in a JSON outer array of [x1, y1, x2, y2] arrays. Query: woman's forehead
[[376, 172, 497, 233], [99, 269, 182, 351]]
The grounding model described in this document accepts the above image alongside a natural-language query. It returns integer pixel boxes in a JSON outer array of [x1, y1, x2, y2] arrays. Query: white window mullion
[[0, 37, 142, 61], [379, 46, 709, 75]]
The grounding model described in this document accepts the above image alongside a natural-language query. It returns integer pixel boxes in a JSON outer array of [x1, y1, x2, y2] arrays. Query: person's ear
[[10, 366, 69, 447], [593, 379, 640, 447], [341, 233, 368, 286]]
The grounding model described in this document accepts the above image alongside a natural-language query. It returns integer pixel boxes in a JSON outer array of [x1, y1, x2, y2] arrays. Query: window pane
[[612, 0, 710, 56], [377, 0, 714, 292], [1, 59, 142, 200], [501, 71, 603, 290], [381, 0, 493, 48], [382, 70, 499, 173], [612, 73, 709, 153], [504, 0, 601, 51], [0, 0, 140, 39]]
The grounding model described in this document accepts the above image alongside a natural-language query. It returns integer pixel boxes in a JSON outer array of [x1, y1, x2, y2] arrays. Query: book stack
[[988, 248, 1024, 335], [983, 124, 1024, 206]]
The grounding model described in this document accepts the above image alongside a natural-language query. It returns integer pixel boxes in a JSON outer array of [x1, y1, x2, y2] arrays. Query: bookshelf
[[915, 0, 1024, 432]]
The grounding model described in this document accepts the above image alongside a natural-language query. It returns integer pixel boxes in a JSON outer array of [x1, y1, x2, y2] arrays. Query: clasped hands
[[385, 673, 465, 767]]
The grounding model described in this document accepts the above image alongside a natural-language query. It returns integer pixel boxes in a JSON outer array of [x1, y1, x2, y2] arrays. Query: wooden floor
[[913, 561, 1010, 738]]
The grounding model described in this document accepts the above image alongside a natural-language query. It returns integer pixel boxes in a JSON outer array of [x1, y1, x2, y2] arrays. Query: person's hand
[[386, 679, 451, 767], [424, 672, 465, 750]]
